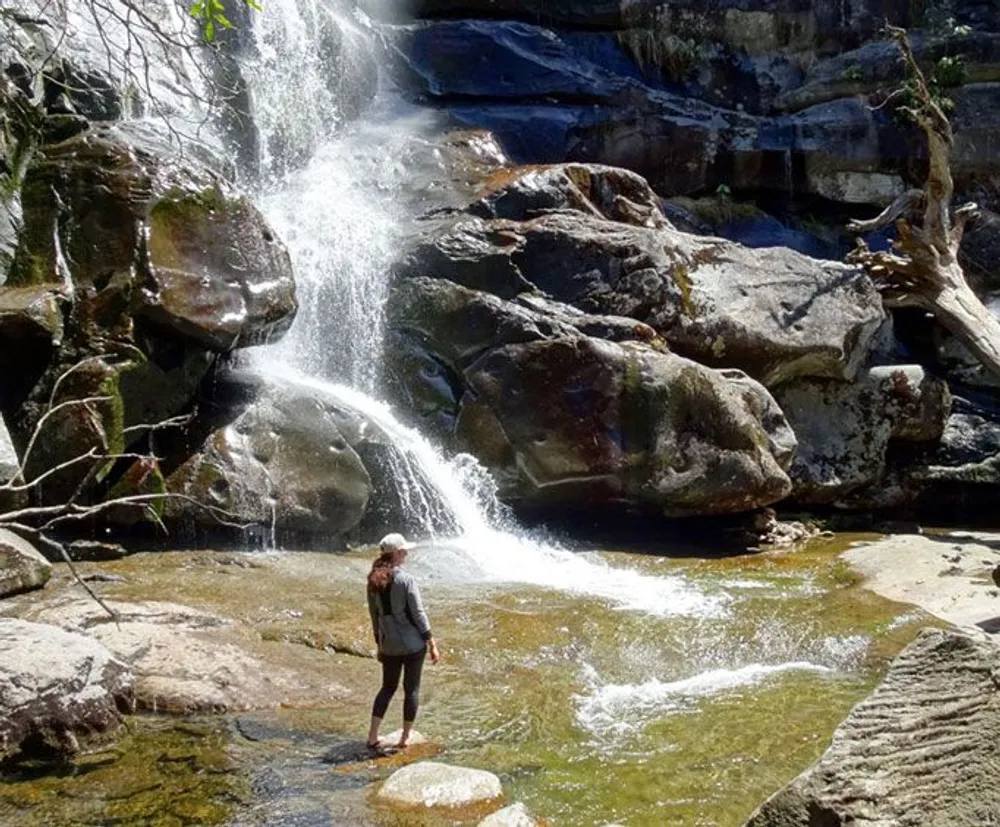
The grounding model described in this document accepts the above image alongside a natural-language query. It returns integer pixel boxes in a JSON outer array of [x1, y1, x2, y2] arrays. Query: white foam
[[575, 661, 832, 740]]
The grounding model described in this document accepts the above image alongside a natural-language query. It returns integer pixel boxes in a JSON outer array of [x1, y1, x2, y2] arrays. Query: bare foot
[[396, 739, 411, 749]]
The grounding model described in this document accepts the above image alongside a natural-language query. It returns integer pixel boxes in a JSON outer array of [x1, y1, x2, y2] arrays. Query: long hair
[[367, 550, 396, 593]]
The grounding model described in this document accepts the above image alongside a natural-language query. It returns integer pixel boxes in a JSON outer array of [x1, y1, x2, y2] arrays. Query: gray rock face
[[0, 618, 135, 763], [0, 528, 51, 598], [774, 366, 952, 504], [744, 628, 1000, 827], [157, 379, 374, 542], [399, 186, 885, 387], [387, 277, 795, 516]]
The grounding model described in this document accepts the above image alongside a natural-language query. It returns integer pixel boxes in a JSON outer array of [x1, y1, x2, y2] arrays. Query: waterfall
[[240, 0, 723, 617]]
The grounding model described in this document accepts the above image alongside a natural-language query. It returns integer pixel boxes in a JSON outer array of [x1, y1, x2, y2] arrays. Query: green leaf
[[214, 11, 233, 28], [205, 19, 215, 40]]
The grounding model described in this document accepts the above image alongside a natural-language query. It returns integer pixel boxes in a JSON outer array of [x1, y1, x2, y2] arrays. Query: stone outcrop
[[0, 528, 51, 598], [21, 596, 350, 713], [774, 366, 951, 504], [0, 618, 135, 763], [744, 628, 1000, 827], [398, 165, 885, 388], [377, 761, 503, 808], [387, 276, 795, 516]]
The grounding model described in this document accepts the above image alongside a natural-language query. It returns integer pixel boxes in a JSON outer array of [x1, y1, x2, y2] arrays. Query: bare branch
[[846, 189, 923, 233], [4, 522, 120, 623]]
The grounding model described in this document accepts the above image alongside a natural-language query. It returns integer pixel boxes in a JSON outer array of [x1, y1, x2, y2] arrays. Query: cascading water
[[241, 0, 869, 740], [241, 0, 719, 616]]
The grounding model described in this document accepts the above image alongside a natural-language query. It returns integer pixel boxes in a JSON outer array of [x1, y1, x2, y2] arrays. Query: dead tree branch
[[848, 25, 1000, 380]]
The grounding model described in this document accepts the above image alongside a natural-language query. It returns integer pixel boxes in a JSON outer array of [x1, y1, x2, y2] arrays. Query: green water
[[0, 537, 929, 826]]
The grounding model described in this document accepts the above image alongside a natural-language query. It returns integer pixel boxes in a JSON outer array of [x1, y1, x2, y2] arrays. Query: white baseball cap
[[379, 533, 414, 552]]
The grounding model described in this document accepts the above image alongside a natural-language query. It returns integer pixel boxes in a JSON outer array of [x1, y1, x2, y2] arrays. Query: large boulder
[[744, 629, 1000, 827], [0, 528, 51, 598], [11, 123, 296, 351], [152, 377, 375, 544], [774, 366, 951, 504], [0, 618, 135, 763], [398, 179, 885, 387], [387, 277, 795, 516]]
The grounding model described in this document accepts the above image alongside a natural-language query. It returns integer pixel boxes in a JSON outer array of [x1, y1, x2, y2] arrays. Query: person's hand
[[428, 639, 441, 665]]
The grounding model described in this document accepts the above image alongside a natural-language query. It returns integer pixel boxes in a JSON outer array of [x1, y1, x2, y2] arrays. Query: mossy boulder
[[10, 123, 296, 350]]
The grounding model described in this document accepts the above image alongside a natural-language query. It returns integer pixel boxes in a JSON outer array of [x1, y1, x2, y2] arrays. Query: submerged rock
[[0, 618, 134, 764], [744, 628, 1000, 827], [377, 760, 503, 808], [0, 528, 51, 598], [479, 802, 538, 826]]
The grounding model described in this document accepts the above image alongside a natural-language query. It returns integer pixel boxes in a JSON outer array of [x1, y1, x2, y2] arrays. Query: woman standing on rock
[[366, 533, 441, 751]]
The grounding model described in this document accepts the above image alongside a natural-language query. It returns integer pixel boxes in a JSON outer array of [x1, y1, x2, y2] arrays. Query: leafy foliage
[[189, 0, 262, 42]]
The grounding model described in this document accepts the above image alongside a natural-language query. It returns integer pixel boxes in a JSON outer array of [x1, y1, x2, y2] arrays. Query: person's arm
[[404, 577, 441, 663], [367, 588, 380, 647]]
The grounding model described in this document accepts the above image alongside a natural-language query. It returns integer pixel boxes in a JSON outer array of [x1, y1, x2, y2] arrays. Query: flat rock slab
[[842, 533, 1000, 632], [744, 628, 1000, 827], [0, 618, 134, 762], [0, 528, 51, 598], [377, 760, 503, 808]]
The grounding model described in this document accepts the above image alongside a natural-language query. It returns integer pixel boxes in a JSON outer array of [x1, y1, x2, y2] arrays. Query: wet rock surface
[[377, 760, 504, 808], [744, 628, 1000, 827]]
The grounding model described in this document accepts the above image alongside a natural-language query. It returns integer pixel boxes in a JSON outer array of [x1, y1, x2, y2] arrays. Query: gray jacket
[[367, 569, 432, 656]]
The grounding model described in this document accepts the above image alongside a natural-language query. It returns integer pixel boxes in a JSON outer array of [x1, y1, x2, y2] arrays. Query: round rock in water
[[377, 760, 502, 808], [479, 801, 538, 826]]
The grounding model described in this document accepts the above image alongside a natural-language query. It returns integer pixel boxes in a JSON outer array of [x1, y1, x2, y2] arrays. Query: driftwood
[[847, 26, 1000, 380]]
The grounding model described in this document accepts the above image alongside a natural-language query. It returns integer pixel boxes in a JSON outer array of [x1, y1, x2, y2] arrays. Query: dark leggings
[[372, 647, 427, 722]]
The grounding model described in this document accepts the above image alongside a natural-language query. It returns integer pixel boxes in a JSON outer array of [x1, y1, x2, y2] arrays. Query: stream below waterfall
[[0, 538, 930, 826]]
